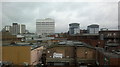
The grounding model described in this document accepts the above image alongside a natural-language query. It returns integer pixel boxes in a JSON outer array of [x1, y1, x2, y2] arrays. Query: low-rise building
[[99, 30, 120, 44], [1, 31, 18, 45], [96, 47, 120, 67], [44, 42, 96, 67], [1, 44, 43, 66], [67, 34, 105, 47]]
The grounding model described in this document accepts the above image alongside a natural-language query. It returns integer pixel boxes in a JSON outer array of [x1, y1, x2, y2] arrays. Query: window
[[107, 33, 112, 37], [113, 33, 116, 36]]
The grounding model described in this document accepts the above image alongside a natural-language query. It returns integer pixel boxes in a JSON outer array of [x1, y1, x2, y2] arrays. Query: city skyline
[[2, 2, 118, 33], [1, 1, 120, 67]]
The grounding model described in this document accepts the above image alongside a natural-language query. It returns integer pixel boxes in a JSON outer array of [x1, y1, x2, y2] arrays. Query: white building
[[87, 24, 99, 34], [69, 23, 80, 35], [36, 18, 55, 36], [18, 24, 26, 34]]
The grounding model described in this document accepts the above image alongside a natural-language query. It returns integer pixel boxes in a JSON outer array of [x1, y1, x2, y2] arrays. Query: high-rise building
[[69, 23, 80, 35], [18, 24, 26, 34], [87, 24, 99, 34], [11, 23, 19, 35], [36, 18, 55, 36], [11, 23, 26, 35]]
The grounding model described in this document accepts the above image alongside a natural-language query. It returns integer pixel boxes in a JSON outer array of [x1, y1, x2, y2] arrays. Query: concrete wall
[[31, 46, 43, 65]]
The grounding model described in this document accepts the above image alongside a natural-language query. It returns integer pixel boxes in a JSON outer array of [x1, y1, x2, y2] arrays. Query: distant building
[[2, 25, 12, 32], [69, 23, 80, 35], [118, 2, 120, 30], [18, 24, 26, 34], [1, 31, 18, 44], [67, 34, 104, 47], [87, 24, 99, 34], [100, 28, 108, 31], [99, 30, 120, 44], [11, 23, 26, 35], [11, 23, 19, 35], [80, 29, 88, 34], [36, 18, 55, 36]]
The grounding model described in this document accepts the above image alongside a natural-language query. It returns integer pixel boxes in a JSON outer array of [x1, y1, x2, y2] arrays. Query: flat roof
[[106, 43, 120, 47], [70, 34, 99, 36], [2, 43, 42, 50]]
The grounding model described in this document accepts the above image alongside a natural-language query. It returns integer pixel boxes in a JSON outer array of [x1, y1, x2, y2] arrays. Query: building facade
[[99, 30, 120, 44], [11, 23, 19, 35], [18, 24, 26, 34], [1, 31, 18, 44], [96, 48, 120, 67], [87, 24, 99, 34], [69, 23, 80, 35], [44, 45, 96, 67], [2, 25, 12, 32], [1, 45, 43, 66], [36, 18, 55, 36], [67, 34, 105, 47], [9, 23, 26, 35]]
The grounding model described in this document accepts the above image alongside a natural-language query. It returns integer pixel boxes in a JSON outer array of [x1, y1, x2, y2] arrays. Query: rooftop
[[36, 18, 54, 22], [2, 43, 42, 50], [96, 47, 120, 58], [49, 41, 95, 49], [70, 34, 99, 36], [106, 43, 120, 47]]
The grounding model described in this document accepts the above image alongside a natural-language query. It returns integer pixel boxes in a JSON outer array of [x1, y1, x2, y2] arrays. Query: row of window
[[101, 33, 119, 37], [36, 24, 54, 25]]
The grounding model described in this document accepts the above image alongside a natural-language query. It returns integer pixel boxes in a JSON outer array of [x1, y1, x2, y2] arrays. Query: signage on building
[[53, 53, 63, 58]]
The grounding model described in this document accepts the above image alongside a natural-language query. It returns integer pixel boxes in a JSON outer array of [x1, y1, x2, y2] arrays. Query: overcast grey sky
[[2, 2, 118, 33]]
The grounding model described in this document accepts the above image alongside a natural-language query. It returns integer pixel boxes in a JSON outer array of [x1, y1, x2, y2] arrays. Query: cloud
[[1, 0, 119, 2], [1, 2, 118, 33]]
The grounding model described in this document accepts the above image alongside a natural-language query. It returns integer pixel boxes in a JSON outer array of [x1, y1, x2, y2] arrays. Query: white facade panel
[[36, 18, 55, 36]]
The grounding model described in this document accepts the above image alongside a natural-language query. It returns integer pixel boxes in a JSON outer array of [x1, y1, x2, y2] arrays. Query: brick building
[[44, 43, 96, 67], [1, 31, 18, 44], [67, 34, 105, 47], [99, 30, 120, 44], [96, 47, 120, 67]]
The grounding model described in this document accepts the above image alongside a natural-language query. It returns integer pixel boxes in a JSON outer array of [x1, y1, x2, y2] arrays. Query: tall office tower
[[11, 23, 26, 35], [69, 23, 80, 35], [36, 18, 55, 36], [11, 23, 19, 35], [18, 24, 26, 34], [87, 24, 99, 34]]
